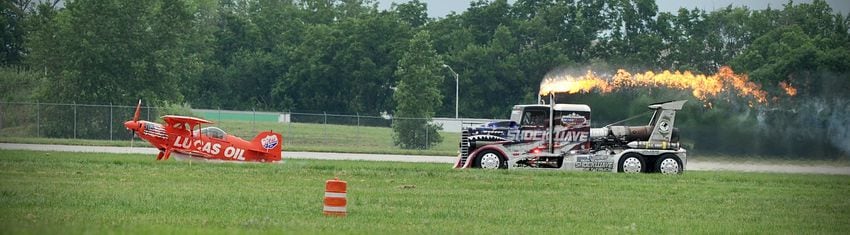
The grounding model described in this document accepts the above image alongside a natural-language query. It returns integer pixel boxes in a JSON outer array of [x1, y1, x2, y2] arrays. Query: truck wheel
[[656, 154, 682, 174], [618, 153, 646, 173], [474, 150, 505, 169]]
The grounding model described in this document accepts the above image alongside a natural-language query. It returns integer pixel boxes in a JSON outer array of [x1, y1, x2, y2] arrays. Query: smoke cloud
[[827, 100, 850, 155]]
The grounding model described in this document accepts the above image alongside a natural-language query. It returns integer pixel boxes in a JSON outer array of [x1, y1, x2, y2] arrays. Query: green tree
[[464, 0, 512, 44], [273, 5, 410, 114], [450, 25, 524, 118], [425, 13, 473, 55], [393, 30, 443, 149], [393, 0, 428, 27], [731, 0, 850, 85], [596, 0, 664, 69], [0, 0, 33, 66], [176, 0, 220, 107], [273, 24, 344, 112], [299, 0, 336, 24], [29, 0, 196, 105], [190, 0, 260, 109], [24, 2, 61, 74], [333, 11, 411, 114]]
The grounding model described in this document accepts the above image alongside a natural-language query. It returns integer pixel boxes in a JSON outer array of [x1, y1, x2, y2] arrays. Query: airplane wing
[[162, 115, 214, 127], [162, 115, 214, 134]]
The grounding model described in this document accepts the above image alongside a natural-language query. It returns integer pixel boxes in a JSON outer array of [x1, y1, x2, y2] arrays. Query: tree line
[[2, 0, 849, 156]]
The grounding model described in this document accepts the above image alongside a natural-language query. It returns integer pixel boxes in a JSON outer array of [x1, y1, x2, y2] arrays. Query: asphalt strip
[[1, 143, 848, 175]]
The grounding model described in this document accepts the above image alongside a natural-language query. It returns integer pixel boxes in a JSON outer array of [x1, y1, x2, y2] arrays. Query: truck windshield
[[522, 111, 547, 126], [510, 109, 522, 123]]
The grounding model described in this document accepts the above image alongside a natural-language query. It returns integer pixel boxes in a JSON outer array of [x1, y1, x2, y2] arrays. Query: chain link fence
[[0, 102, 492, 151], [0, 102, 159, 141]]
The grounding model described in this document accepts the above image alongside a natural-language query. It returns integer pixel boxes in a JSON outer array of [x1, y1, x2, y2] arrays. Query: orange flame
[[779, 81, 797, 96], [539, 66, 794, 104]]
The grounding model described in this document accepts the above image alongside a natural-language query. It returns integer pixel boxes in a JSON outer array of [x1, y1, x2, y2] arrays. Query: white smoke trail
[[827, 99, 850, 156]]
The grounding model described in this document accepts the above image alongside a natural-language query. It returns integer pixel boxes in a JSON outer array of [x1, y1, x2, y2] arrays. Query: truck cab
[[455, 100, 688, 174]]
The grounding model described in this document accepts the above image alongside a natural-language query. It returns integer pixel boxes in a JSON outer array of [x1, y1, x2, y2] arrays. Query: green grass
[[194, 109, 279, 122], [1, 150, 849, 234], [218, 121, 459, 156], [0, 120, 461, 156]]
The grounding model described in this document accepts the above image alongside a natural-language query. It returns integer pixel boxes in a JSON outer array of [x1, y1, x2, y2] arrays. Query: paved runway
[[0, 143, 456, 163], [1, 143, 848, 175]]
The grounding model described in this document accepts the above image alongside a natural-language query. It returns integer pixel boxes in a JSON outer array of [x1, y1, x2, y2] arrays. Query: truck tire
[[656, 154, 683, 174], [474, 150, 506, 169], [618, 153, 647, 173]]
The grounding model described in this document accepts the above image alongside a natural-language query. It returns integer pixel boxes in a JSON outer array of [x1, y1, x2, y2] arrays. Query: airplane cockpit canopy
[[195, 127, 226, 139]]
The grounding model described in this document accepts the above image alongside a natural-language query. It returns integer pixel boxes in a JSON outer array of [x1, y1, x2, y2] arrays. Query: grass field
[[1, 150, 848, 234], [217, 121, 460, 156], [193, 109, 280, 122]]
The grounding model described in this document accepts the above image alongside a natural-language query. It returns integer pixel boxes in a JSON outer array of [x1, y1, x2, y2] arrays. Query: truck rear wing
[[647, 100, 687, 143]]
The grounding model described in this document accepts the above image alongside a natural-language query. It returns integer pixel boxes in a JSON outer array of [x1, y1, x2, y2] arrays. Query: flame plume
[[539, 66, 794, 104], [779, 81, 797, 96]]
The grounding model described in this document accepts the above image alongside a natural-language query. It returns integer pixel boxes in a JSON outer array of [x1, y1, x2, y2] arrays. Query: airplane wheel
[[474, 150, 506, 169], [656, 154, 683, 175], [618, 153, 646, 173]]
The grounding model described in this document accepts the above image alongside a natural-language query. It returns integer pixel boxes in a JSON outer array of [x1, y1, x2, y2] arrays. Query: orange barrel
[[324, 177, 347, 216]]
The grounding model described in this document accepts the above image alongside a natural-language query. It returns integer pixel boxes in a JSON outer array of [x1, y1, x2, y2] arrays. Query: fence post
[[73, 102, 77, 139], [110, 103, 113, 141], [425, 122, 428, 149], [356, 112, 360, 140], [36, 101, 40, 137], [287, 109, 291, 146], [252, 107, 256, 134], [323, 111, 327, 143]]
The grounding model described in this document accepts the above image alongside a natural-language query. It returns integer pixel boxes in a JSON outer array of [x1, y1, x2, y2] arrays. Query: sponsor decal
[[658, 120, 670, 133], [143, 123, 168, 139], [560, 113, 587, 128], [261, 135, 279, 150], [172, 136, 245, 160], [561, 131, 588, 142], [574, 156, 613, 170], [654, 114, 673, 140], [519, 130, 589, 142]]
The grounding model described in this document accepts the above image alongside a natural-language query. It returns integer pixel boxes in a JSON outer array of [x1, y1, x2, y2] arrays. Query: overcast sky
[[377, 0, 850, 18]]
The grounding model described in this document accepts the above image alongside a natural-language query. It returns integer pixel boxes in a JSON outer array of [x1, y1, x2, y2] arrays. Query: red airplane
[[123, 100, 282, 162]]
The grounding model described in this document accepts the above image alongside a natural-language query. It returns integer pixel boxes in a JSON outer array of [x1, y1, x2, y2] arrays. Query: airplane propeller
[[133, 99, 141, 122], [129, 100, 141, 147], [123, 99, 174, 161]]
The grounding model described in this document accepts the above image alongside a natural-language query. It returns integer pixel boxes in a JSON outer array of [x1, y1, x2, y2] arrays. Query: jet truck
[[454, 99, 688, 174]]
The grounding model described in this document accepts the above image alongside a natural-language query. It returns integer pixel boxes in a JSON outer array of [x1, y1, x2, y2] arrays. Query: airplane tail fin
[[252, 131, 283, 161]]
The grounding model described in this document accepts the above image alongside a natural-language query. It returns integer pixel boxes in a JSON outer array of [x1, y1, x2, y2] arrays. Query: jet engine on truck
[[454, 99, 688, 174], [588, 101, 684, 151]]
